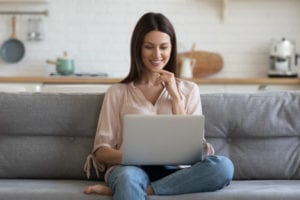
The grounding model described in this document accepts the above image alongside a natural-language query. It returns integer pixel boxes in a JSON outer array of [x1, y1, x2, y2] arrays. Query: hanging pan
[[0, 16, 25, 63]]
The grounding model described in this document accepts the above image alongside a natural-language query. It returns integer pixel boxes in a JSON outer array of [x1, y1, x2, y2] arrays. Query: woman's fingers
[[205, 142, 215, 156], [152, 69, 180, 99], [152, 69, 174, 85]]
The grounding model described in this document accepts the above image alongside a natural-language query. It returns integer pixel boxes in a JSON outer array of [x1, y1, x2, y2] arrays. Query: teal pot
[[46, 52, 75, 75]]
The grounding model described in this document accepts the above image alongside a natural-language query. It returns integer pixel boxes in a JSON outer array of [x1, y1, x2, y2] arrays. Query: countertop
[[0, 76, 300, 85]]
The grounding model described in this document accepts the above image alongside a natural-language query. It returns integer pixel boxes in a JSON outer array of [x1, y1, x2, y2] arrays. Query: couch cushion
[[149, 180, 300, 200], [0, 136, 101, 179], [0, 179, 109, 200], [202, 92, 300, 180], [1, 92, 300, 181], [1, 180, 299, 200], [0, 93, 105, 179], [0, 93, 104, 137]]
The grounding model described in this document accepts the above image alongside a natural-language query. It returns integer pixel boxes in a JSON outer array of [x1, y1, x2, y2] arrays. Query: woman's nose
[[153, 48, 161, 58]]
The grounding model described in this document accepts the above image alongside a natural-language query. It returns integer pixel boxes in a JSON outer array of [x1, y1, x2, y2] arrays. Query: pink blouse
[[84, 78, 202, 179]]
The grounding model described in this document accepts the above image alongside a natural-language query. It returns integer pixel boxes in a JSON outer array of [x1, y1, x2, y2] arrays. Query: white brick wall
[[0, 0, 299, 77]]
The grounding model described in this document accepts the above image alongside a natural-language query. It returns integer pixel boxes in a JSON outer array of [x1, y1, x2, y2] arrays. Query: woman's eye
[[144, 45, 153, 49]]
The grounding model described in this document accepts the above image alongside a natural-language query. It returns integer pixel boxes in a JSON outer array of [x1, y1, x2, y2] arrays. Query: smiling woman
[[83, 12, 233, 200], [121, 12, 178, 84]]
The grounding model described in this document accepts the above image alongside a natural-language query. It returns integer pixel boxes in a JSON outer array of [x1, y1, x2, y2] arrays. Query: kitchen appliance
[[268, 38, 300, 78], [46, 52, 75, 75]]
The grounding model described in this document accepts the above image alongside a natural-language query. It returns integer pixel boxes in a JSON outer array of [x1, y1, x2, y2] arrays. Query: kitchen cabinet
[[261, 84, 300, 92], [194, 77, 300, 93], [2, 83, 298, 94], [199, 83, 300, 94], [0, 83, 110, 93], [198, 84, 225, 94], [0, 77, 299, 93], [40, 84, 111, 93], [0, 83, 42, 92], [224, 84, 300, 93]]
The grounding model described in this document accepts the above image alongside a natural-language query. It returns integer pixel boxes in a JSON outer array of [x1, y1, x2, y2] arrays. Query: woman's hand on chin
[[152, 69, 179, 100]]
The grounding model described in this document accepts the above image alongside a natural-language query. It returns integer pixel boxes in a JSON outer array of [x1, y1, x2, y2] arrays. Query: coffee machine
[[268, 38, 299, 77]]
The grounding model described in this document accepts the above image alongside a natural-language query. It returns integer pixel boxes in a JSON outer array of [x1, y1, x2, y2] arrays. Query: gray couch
[[0, 91, 299, 200]]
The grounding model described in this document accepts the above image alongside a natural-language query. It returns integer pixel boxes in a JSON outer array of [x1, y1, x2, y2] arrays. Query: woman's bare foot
[[83, 184, 112, 196], [147, 185, 155, 195], [84, 184, 154, 196]]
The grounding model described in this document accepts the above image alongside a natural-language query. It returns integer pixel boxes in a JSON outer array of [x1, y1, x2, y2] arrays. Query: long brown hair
[[121, 12, 177, 83]]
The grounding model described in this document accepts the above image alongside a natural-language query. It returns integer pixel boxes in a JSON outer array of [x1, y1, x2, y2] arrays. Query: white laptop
[[121, 115, 205, 165]]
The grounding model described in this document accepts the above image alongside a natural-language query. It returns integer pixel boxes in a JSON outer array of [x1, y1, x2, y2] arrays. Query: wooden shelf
[[0, 76, 299, 85], [191, 77, 300, 85]]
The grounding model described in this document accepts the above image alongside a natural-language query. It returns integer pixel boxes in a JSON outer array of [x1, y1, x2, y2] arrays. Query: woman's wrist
[[171, 96, 186, 114], [96, 147, 122, 165], [172, 94, 181, 102]]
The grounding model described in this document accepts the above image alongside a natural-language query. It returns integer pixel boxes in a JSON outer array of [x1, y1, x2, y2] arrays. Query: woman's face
[[141, 30, 172, 72]]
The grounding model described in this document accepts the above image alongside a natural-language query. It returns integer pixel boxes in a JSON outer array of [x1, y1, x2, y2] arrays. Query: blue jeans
[[107, 155, 234, 200]]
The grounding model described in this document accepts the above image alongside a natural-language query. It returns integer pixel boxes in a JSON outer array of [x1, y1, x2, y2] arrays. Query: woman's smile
[[149, 59, 164, 67]]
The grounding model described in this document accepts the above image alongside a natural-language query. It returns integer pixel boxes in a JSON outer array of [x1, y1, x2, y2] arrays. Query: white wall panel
[[0, 0, 299, 78]]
